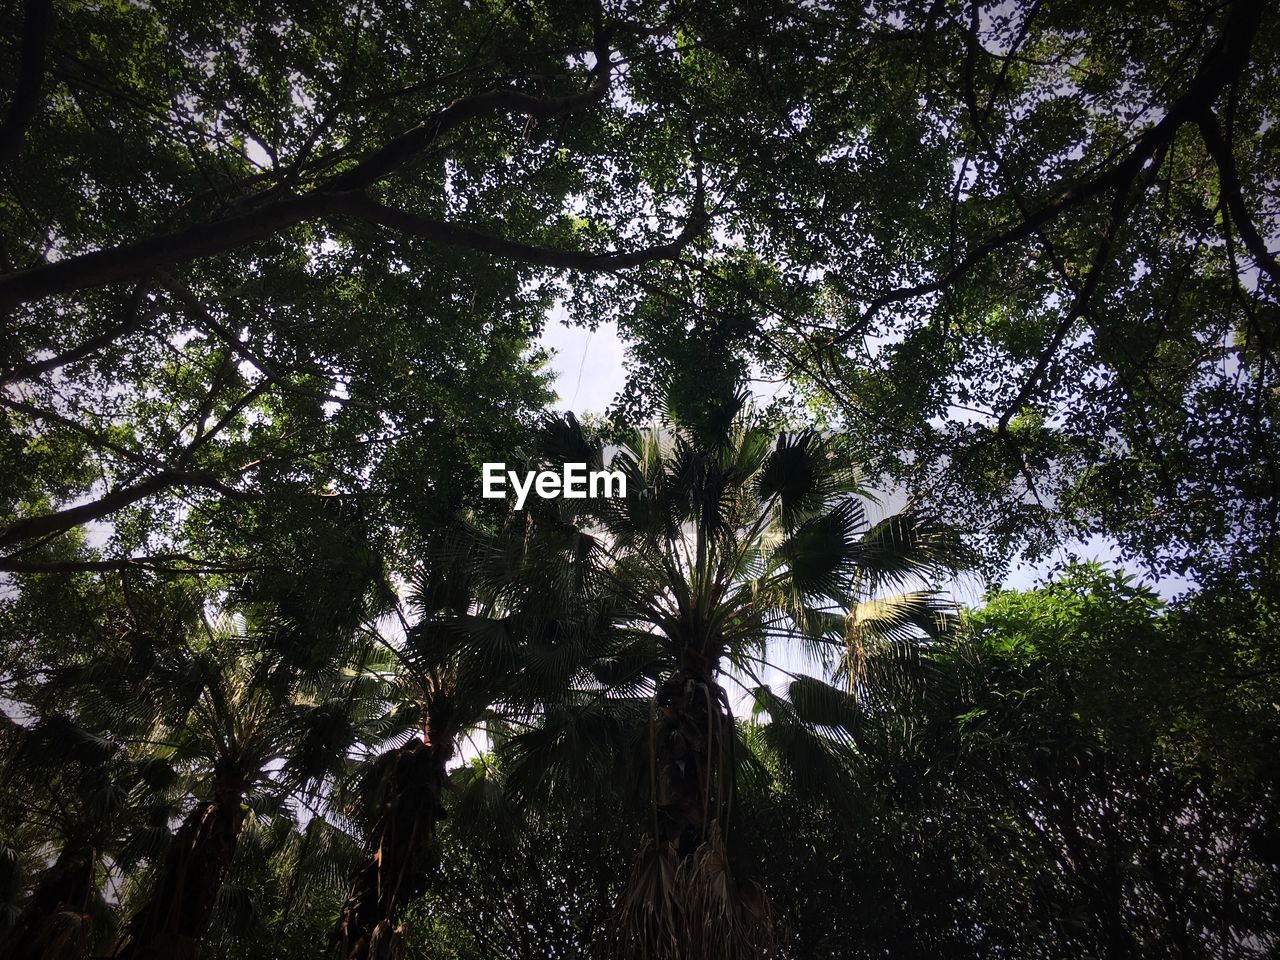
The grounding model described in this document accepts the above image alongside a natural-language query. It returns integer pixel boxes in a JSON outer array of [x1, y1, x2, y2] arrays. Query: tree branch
[[0, 280, 154, 385], [0, 470, 255, 550], [831, 0, 1264, 347], [1198, 108, 1280, 289], [0, 0, 53, 168], [0, 553, 276, 574], [0, 394, 164, 470], [995, 185, 1129, 437], [327, 164, 706, 273], [177, 380, 271, 464], [0, 190, 333, 311], [0, 21, 624, 312], [324, 52, 613, 193]]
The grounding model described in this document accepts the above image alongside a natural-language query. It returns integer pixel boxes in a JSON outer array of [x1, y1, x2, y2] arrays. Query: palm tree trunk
[[332, 702, 455, 960], [112, 764, 247, 960], [652, 667, 723, 857], [3, 838, 95, 960], [610, 662, 773, 960]]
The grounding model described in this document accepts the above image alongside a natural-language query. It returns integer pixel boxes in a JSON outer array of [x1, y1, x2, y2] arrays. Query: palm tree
[[329, 610, 465, 960], [330, 506, 623, 960], [460, 397, 969, 960], [0, 711, 134, 960], [331, 537, 538, 960], [107, 607, 380, 960], [199, 808, 365, 959]]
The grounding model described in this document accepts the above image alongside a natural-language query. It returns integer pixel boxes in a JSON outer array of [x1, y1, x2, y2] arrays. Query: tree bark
[[652, 665, 724, 858], [610, 656, 773, 960], [332, 703, 455, 960], [0, 469, 253, 552], [3, 838, 95, 960], [111, 765, 247, 960], [0, 0, 53, 169]]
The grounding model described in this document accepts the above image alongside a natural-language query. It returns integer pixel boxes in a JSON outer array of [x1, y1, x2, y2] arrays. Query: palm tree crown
[[450, 395, 970, 960]]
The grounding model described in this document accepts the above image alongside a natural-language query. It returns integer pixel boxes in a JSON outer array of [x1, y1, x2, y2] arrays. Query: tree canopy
[[1, 1, 1277, 958]]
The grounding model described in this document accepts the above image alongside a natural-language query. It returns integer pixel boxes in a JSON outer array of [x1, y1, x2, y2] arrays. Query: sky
[[541, 308, 629, 415], [538, 313, 1196, 604]]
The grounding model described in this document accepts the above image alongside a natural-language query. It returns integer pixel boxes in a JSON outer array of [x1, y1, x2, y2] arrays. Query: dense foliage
[[406, 567, 1280, 960], [1, 0, 1277, 958]]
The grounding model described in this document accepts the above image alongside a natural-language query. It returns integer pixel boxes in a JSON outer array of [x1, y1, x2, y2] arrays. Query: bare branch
[[160, 275, 380, 411], [177, 380, 271, 464]]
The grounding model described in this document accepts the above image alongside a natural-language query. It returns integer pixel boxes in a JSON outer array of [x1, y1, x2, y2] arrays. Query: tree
[[198, 813, 362, 960], [329, 542, 484, 960], [0, 563, 388, 960], [0, 0, 691, 581], [445, 392, 969, 960], [10, 0, 1275, 588], [103, 604, 384, 960], [330, 522, 598, 960], [3, 1, 1277, 955], [606, 0, 1277, 583], [0, 564, 202, 958], [0, 711, 132, 960], [409, 755, 636, 960], [371, 565, 1280, 960], [906, 566, 1280, 958]]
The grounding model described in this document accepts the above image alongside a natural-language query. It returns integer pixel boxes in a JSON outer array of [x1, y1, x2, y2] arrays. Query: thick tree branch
[[1198, 108, 1280, 289], [328, 162, 706, 272], [0, 470, 254, 550], [0, 191, 333, 312], [0, 553, 276, 574], [0, 25, 624, 312], [0, 91, 707, 309], [0, 0, 53, 168]]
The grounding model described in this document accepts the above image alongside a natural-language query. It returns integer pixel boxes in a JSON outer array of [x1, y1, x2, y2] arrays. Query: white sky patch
[[539, 305, 627, 414], [538, 306, 804, 415], [322, 378, 351, 419], [1001, 534, 1195, 599]]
